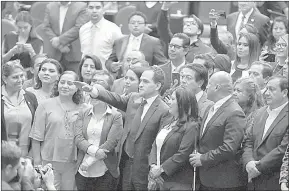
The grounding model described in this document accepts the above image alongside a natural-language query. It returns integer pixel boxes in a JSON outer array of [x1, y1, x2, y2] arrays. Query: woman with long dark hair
[[148, 86, 199, 190], [26, 58, 63, 103], [29, 71, 83, 190]]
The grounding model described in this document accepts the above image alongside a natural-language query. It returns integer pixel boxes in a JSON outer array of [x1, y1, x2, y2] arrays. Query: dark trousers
[[121, 151, 148, 191], [60, 55, 79, 73], [200, 184, 246, 191], [75, 171, 117, 191]]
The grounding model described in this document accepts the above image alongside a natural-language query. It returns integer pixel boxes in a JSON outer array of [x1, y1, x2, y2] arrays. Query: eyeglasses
[[126, 57, 138, 63], [169, 44, 183, 50], [129, 21, 145, 25], [275, 43, 287, 49], [180, 74, 193, 81], [183, 18, 198, 26]]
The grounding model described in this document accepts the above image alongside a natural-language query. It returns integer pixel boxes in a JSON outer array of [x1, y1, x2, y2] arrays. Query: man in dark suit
[[179, 64, 214, 119], [88, 66, 170, 190], [43, 2, 88, 72], [242, 76, 288, 191], [157, 2, 213, 63], [159, 33, 190, 96], [190, 71, 247, 190], [105, 11, 167, 76], [227, 1, 270, 46]]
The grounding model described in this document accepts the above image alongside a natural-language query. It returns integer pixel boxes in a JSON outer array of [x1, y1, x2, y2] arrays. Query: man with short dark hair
[[106, 11, 167, 75], [179, 64, 214, 118], [80, 65, 170, 190], [157, 2, 213, 63], [193, 53, 215, 78], [242, 75, 288, 190]]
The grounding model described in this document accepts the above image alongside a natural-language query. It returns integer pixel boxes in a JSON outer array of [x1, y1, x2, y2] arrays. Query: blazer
[[280, 138, 289, 185], [43, 2, 89, 62], [242, 105, 289, 190], [74, 106, 123, 178], [95, 88, 170, 186], [198, 97, 247, 188], [105, 33, 167, 72], [226, 8, 270, 46], [149, 117, 198, 184], [198, 92, 214, 120], [157, 10, 213, 63]]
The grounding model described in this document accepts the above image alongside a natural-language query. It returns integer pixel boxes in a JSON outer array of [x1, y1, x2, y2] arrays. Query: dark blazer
[[43, 2, 88, 62], [159, 60, 178, 96], [226, 8, 270, 46], [149, 117, 198, 184], [95, 88, 170, 186], [157, 10, 213, 63], [74, 106, 123, 178], [105, 33, 167, 72], [198, 97, 247, 188], [242, 105, 289, 190]]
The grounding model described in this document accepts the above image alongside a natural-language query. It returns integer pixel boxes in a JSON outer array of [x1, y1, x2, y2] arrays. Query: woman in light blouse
[[1, 60, 38, 156], [26, 58, 63, 103], [73, 70, 123, 191], [29, 71, 83, 190], [148, 86, 200, 190]]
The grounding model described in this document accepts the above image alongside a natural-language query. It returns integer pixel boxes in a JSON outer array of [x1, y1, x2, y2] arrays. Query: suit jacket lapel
[[139, 34, 148, 53], [247, 9, 256, 25], [134, 96, 160, 142], [162, 124, 179, 146], [258, 104, 289, 147], [62, 3, 73, 34], [200, 106, 210, 138], [232, 13, 239, 38], [55, 4, 60, 36], [253, 107, 267, 147], [119, 36, 129, 61], [99, 114, 112, 146]]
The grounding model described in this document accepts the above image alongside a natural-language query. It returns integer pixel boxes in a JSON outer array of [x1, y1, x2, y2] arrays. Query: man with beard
[[157, 2, 213, 63]]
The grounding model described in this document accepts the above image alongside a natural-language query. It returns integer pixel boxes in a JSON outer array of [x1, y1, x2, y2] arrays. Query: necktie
[[125, 99, 147, 158], [239, 15, 246, 33], [202, 106, 215, 136]]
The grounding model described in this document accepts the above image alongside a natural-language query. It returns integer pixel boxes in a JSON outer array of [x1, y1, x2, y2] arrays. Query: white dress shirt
[[59, 2, 71, 34], [124, 33, 144, 59], [235, 8, 254, 39], [79, 18, 123, 69], [79, 106, 112, 178], [195, 91, 204, 102], [141, 95, 158, 121], [262, 102, 288, 139], [171, 60, 186, 73], [202, 95, 232, 136]]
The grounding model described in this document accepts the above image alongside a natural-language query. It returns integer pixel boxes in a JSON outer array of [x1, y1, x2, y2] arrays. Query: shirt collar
[[2, 85, 25, 98], [145, 94, 158, 106], [213, 94, 232, 111], [240, 8, 254, 20], [130, 33, 144, 41], [90, 17, 105, 28], [195, 91, 204, 102], [190, 38, 201, 47], [88, 105, 112, 116], [171, 60, 186, 73], [267, 101, 288, 114]]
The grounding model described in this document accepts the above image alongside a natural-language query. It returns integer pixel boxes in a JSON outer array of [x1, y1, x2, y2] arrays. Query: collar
[[90, 17, 105, 28], [145, 2, 158, 8], [195, 91, 204, 102], [88, 105, 112, 116], [171, 60, 186, 73], [59, 2, 71, 7], [130, 33, 144, 41], [213, 94, 232, 111], [240, 8, 254, 20], [2, 85, 25, 98], [267, 101, 288, 114], [145, 94, 158, 106], [190, 38, 201, 47]]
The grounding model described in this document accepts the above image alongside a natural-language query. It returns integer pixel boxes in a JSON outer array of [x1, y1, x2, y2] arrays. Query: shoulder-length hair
[[34, 58, 63, 90], [51, 71, 83, 105], [175, 86, 199, 128], [78, 54, 102, 83], [267, 16, 289, 48], [235, 33, 260, 69], [234, 77, 264, 114]]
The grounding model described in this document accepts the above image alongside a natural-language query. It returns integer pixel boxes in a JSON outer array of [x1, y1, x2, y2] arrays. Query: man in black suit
[[189, 71, 247, 190], [159, 33, 190, 95], [157, 2, 213, 63], [227, 1, 270, 46], [88, 66, 170, 190]]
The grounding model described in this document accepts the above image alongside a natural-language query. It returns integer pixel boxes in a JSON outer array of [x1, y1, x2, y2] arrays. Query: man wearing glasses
[[106, 11, 167, 76], [157, 2, 213, 63]]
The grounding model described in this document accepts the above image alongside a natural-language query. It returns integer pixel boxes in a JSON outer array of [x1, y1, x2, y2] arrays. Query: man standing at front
[[190, 71, 247, 190], [82, 66, 170, 190], [79, 2, 122, 70]]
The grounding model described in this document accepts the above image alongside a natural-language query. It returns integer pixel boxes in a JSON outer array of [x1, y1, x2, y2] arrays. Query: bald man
[[189, 72, 247, 190]]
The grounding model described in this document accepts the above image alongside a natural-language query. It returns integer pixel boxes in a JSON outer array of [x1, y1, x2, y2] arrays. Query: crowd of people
[[1, 1, 289, 191]]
